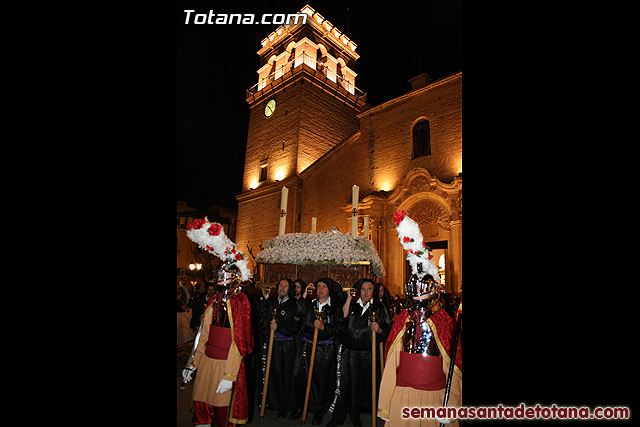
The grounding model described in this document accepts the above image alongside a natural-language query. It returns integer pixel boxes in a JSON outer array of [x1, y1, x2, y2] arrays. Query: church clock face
[[264, 99, 276, 117]]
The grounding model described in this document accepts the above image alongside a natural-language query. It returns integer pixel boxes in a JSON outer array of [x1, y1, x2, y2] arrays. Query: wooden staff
[[260, 307, 278, 418], [302, 305, 323, 424], [371, 310, 377, 427], [379, 342, 385, 372]]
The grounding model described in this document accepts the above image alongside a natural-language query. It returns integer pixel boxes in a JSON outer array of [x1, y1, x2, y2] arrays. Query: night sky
[[177, 0, 461, 210]]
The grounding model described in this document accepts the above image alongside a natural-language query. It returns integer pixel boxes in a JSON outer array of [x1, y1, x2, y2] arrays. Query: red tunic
[[396, 352, 446, 391], [384, 308, 461, 373], [205, 325, 232, 359]]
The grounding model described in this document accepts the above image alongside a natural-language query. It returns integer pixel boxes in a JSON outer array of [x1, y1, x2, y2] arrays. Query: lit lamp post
[[188, 262, 202, 272]]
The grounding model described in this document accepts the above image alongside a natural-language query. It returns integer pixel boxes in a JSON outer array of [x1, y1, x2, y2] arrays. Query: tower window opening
[[412, 119, 431, 159]]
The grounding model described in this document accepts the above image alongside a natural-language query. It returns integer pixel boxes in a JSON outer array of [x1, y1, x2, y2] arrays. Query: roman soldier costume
[[377, 212, 462, 426], [182, 218, 254, 427]]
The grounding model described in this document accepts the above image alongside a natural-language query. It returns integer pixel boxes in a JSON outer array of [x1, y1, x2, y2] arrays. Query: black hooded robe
[[257, 294, 301, 413], [291, 294, 344, 418], [330, 298, 392, 423]]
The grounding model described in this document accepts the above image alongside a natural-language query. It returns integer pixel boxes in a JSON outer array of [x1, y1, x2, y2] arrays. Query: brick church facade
[[236, 5, 462, 296]]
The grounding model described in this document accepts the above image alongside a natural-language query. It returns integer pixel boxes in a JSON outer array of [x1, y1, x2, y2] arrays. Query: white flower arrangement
[[185, 217, 252, 282], [256, 230, 386, 278]]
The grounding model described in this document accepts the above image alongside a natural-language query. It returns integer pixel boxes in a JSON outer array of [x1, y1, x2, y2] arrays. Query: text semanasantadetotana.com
[[400, 403, 630, 420]]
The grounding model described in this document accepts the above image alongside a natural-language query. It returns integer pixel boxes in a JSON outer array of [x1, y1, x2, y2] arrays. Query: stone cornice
[[357, 71, 462, 118], [236, 175, 301, 204], [246, 63, 366, 109]]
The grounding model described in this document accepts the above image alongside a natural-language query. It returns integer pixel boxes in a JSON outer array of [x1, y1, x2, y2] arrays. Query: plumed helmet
[[393, 211, 441, 285]]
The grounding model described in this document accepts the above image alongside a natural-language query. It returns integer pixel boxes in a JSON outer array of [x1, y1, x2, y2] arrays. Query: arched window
[[412, 119, 431, 159]]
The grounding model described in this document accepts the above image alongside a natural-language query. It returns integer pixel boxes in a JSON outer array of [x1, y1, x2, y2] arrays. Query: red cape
[[384, 308, 461, 373], [228, 292, 254, 423]]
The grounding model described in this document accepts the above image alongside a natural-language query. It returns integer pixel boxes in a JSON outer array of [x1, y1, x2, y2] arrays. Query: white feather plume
[[185, 217, 252, 282], [394, 212, 440, 283]]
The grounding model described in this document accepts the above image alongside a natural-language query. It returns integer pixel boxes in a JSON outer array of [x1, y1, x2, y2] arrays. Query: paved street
[[177, 342, 378, 427]]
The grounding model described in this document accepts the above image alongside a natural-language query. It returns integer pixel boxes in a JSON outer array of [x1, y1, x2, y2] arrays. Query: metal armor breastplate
[[211, 304, 230, 328], [403, 308, 441, 356], [210, 290, 238, 328]]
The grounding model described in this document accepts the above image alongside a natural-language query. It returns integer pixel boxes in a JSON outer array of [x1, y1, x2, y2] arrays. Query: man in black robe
[[289, 278, 345, 425], [327, 278, 392, 427], [257, 278, 301, 418]]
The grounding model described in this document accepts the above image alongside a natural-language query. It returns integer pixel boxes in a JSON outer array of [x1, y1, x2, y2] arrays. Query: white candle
[[311, 217, 317, 233], [279, 186, 288, 236], [351, 185, 359, 237], [363, 215, 369, 239]]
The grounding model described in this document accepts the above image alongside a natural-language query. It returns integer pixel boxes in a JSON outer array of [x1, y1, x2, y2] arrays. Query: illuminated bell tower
[[236, 4, 367, 264]]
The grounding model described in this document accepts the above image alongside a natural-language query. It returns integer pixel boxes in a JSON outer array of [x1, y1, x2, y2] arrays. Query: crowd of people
[[178, 273, 461, 427]]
